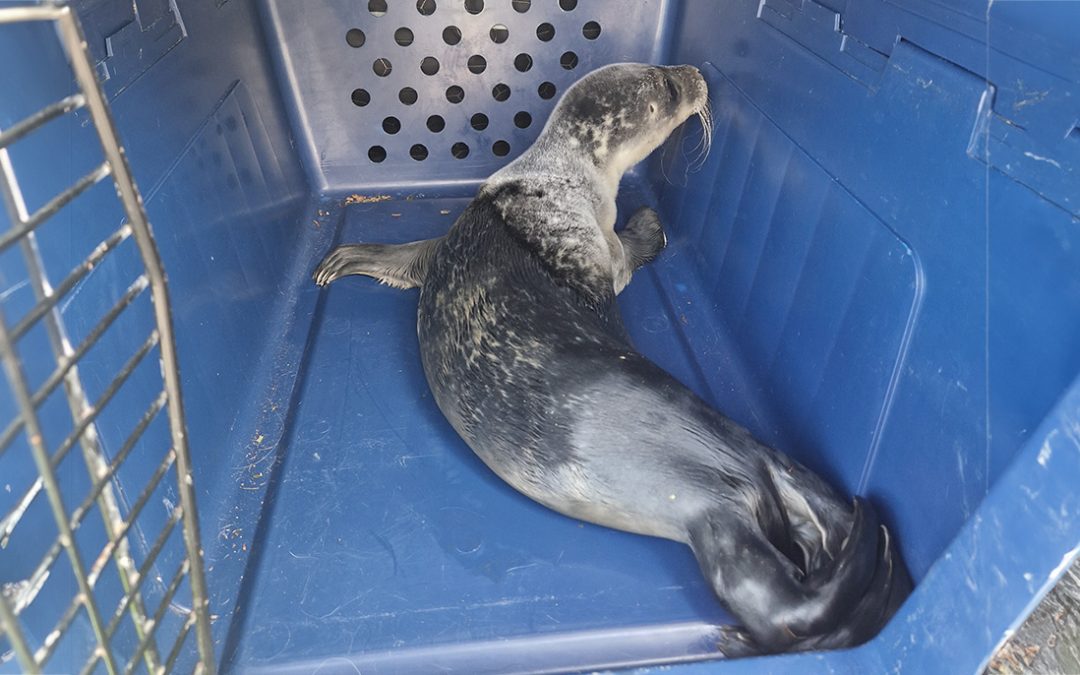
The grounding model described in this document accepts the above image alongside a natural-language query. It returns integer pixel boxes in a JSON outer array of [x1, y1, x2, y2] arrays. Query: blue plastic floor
[[225, 185, 763, 673]]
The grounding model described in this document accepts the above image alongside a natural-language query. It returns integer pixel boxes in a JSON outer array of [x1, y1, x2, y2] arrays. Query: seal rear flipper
[[689, 500, 881, 653], [313, 237, 443, 289], [787, 522, 913, 652]]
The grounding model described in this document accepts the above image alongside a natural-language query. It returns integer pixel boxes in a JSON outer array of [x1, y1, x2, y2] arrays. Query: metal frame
[[0, 4, 214, 673]]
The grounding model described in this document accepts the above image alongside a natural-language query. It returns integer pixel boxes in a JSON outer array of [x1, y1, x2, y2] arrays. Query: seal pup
[[314, 63, 910, 654]]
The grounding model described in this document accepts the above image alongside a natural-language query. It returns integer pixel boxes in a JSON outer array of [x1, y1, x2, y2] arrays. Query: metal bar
[[8, 224, 132, 344], [7, 210, 157, 672], [0, 161, 112, 254], [0, 330, 158, 558], [51, 330, 159, 469], [162, 613, 195, 675], [70, 391, 169, 533], [0, 274, 149, 459], [0, 311, 117, 675], [6, 392, 166, 624], [122, 559, 190, 675], [0, 94, 85, 149], [0, 591, 35, 673], [34, 588, 85, 667], [0, 5, 67, 24], [90, 503, 181, 588], [55, 8, 217, 671], [103, 450, 178, 638]]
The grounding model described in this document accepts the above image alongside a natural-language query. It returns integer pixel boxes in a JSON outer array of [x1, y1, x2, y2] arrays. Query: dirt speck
[[343, 194, 392, 205]]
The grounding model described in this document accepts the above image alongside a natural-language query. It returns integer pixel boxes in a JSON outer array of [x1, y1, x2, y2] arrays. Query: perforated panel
[[260, 0, 669, 189]]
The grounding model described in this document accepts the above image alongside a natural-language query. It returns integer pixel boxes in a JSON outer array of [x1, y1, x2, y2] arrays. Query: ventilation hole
[[490, 24, 509, 43], [492, 140, 510, 156], [351, 88, 371, 106], [582, 21, 601, 39], [464, 0, 484, 14], [514, 111, 532, 128], [416, 0, 437, 15], [368, 0, 388, 17], [373, 58, 392, 77], [427, 114, 446, 132], [536, 23, 555, 41], [420, 56, 440, 75], [560, 51, 578, 70], [382, 116, 402, 134], [470, 112, 489, 130], [394, 27, 414, 46], [368, 146, 387, 162], [513, 53, 533, 73], [452, 142, 470, 159], [468, 55, 487, 74], [410, 144, 429, 160], [346, 29, 366, 47], [445, 85, 465, 103], [492, 83, 511, 101], [559, 0, 577, 9], [443, 25, 462, 45], [399, 87, 418, 104], [538, 81, 556, 99], [512, 0, 531, 12]]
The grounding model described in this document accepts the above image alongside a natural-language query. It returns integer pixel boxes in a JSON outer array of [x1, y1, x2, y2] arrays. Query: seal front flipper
[[618, 207, 667, 272], [313, 237, 442, 289]]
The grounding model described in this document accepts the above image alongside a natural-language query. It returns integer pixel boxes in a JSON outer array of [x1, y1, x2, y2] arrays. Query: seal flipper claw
[[618, 207, 667, 271], [313, 237, 443, 289]]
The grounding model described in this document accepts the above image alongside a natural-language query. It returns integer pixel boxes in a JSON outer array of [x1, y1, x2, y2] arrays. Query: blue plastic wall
[[1, 0, 1078, 673]]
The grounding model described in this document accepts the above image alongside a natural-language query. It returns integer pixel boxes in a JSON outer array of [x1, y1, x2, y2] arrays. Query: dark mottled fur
[[314, 63, 910, 655]]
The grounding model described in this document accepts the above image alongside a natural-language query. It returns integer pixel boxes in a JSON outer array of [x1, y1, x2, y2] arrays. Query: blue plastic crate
[[1, 0, 1078, 672]]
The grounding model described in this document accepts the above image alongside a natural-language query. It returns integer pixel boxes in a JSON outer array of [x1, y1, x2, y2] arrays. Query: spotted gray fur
[[314, 63, 910, 656]]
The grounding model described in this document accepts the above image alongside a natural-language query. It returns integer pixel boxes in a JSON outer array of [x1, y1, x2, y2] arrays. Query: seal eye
[[664, 74, 679, 102]]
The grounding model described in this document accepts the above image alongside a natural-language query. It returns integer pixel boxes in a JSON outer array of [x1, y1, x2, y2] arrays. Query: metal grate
[[0, 4, 213, 674]]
